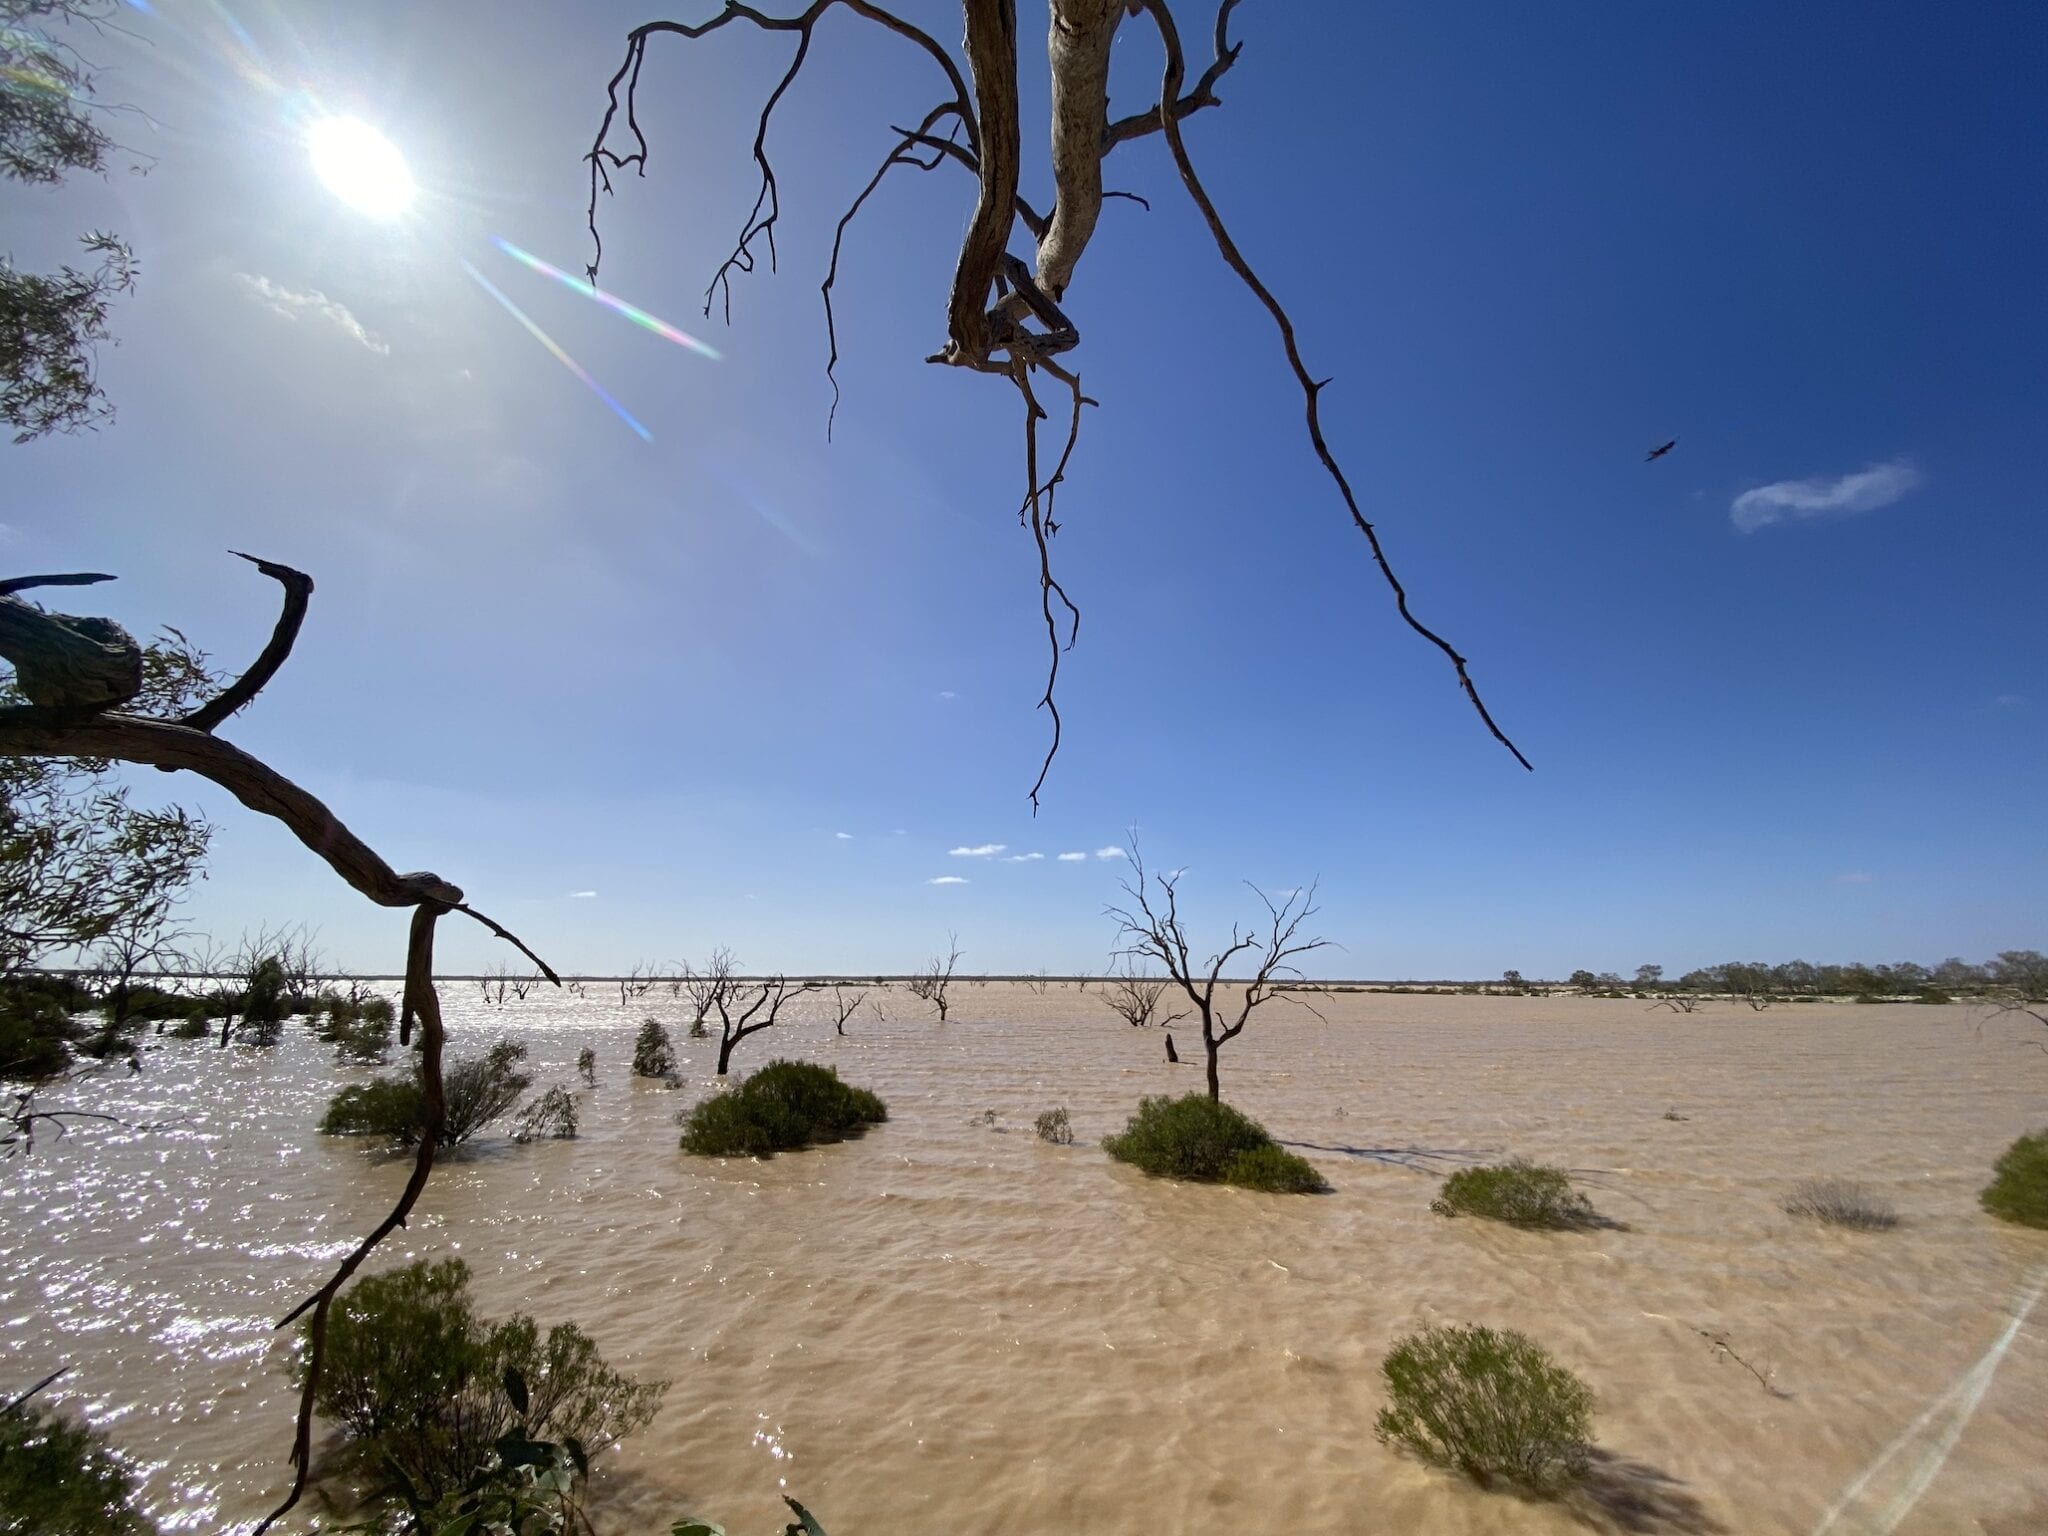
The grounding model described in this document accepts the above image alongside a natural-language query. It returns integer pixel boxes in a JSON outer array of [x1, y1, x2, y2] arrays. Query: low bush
[[1101, 1094, 1328, 1193], [0, 1394, 158, 1535], [633, 1018, 678, 1080], [513, 1084, 579, 1143], [576, 1046, 598, 1087], [1782, 1177, 1898, 1231], [320, 1040, 532, 1147], [1374, 1323, 1594, 1494], [1034, 1106, 1074, 1145], [1981, 1130, 2048, 1229], [237, 956, 289, 1047], [1430, 1160, 1598, 1229], [164, 1016, 210, 1040], [305, 1257, 666, 1509], [0, 991, 86, 1081], [679, 1060, 886, 1158]]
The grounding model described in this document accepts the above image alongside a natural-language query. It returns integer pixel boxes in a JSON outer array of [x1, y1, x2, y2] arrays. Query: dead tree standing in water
[[711, 973, 827, 1074], [907, 934, 961, 1022], [1107, 838, 1327, 1101], [0, 560, 554, 1531], [1102, 962, 1186, 1030], [831, 983, 868, 1035]]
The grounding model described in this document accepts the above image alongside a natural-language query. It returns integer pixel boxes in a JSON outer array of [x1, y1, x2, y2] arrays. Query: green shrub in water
[[1034, 1106, 1074, 1145], [633, 1017, 678, 1080], [0, 1393, 157, 1535], [1981, 1130, 2048, 1229], [1101, 1093, 1328, 1193], [320, 1040, 532, 1147], [1430, 1160, 1599, 1229], [304, 1257, 666, 1509], [513, 1084, 579, 1143], [679, 1059, 886, 1157], [164, 1015, 210, 1040], [1375, 1323, 1595, 1494]]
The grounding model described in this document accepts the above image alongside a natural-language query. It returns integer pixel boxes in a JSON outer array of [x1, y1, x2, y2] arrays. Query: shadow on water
[[1566, 1449, 1727, 1535], [1275, 1141, 1491, 1173]]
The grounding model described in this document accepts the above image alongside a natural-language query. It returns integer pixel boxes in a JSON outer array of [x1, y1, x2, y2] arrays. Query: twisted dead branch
[[585, 0, 1527, 811], [0, 557, 555, 1530]]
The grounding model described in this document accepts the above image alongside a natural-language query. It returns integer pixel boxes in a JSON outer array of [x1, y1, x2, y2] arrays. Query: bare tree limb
[[178, 552, 311, 732], [1136, 0, 1532, 771]]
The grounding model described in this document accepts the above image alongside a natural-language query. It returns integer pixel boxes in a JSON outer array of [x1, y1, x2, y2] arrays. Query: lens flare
[[308, 116, 415, 218], [491, 237, 722, 362], [461, 260, 652, 442]]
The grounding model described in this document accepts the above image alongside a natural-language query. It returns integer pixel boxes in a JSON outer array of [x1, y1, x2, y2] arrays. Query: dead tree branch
[[0, 558, 554, 1531], [712, 972, 826, 1074]]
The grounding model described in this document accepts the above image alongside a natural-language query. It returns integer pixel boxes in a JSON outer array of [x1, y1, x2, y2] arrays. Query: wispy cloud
[[1831, 872, 1876, 886], [950, 843, 1005, 858], [1003, 852, 1045, 863], [1057, 851, 1088, 862], [1730, 459, 1919, 533], [937, 690, 957, 701], [568, 890, 598, 899], [1992, 694, 2021, 709], [927, 875, 969, 886], [235, 272, 390, 354], [1094, 846, 1127, 860], [835, 831, 853, 840]]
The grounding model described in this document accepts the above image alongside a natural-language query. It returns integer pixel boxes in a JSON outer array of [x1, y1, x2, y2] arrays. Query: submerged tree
[[710, 973, 826, 1075], [907, 934, 961, 1023], [1107, 838, 1326, 1100], [582, 0, 1531, 809], [0, 559, 555, 1529], [1102, 963, 1186, 1029]]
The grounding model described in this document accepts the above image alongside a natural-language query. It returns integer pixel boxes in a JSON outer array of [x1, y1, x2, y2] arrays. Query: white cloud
[[1094, 846, 1127, 860], [1992, 694, 2021, 708], [937, 690, 957, 701], [1730, 459, 1919, 533], [235, 272, 391, 354], [1057, 852, 1088, 862], [949, 843, 1005, 858], [927, 875, 969, 886], [568, 890, 597, 899], [1003, 852, 1045, 863], [835, 831, 853, 840], [1831, 872, 1876, 886]]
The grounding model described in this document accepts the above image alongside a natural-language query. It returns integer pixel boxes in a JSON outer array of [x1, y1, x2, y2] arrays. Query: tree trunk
[[716, 1033, 734, 1075], [1205, 1040, 1221, 1101]]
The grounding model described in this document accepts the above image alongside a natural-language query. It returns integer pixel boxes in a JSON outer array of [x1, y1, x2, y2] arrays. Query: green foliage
[[632, 1017, 677, 1080], [0, 986, 84, 1079], [1101, 1093, 1328, 1193], [1429, 1160, 1599, 1229], [314, 993, 396, 1063], [236, 956, 288, 1046], [0, 1392, 157, 1535], [321, 1041, 532, 1147], [674, 1497, 830, 1536], [575, 1047, 596, 1087], [163, 1015, 208, 1040], [305, 1258, 666, 1512], [678, 1059, 886, 1158], [1220, 1141, 1330, 1193], [1980, 1131, 2048, 1229], [1374, 1324, 1595, 1494], [1782, 1177, 1898, 1232], [512, 1085, 578, 1143], [1033, 1106, 1073, 1145]]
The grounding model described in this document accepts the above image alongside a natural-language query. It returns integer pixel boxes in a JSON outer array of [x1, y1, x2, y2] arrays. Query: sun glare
[[307, 116, 415, 218]]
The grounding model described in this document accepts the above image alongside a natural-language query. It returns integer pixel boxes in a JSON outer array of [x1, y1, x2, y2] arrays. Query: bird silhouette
[[1645, 439, 1677, 462]]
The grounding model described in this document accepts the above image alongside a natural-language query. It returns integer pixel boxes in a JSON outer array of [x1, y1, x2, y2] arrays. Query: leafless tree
[[907, 933, 961, 1022], [1649, 994, 1704, 1015], [681, 946, 738, 1030], [508, 969, 539, 1002], [830, 983, 868, 1036], [481, 962, 509, 1006], [85, 907, 190, 1038], [617, 960, 656, 1007], [582, 0, 1530, 811], [710, 973, 826, 1075], [1106, 839, 1327, 1100], [0, 559, 553, 1530], [1101, 962, 1186, 1030], [1982, 949, 2048, 1054]]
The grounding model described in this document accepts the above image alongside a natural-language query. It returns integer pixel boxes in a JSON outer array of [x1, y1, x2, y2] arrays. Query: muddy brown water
[[3, 988, 2044, 1535]]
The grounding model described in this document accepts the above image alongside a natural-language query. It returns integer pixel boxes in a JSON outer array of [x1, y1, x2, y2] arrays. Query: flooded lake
[[3, 985, 2044, 1535]]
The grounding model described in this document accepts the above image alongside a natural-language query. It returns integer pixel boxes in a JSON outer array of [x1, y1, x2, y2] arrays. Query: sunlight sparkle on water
[[307, 115, 414, 218], [461, 260, 653, 442], [493, 237, 722, 361]]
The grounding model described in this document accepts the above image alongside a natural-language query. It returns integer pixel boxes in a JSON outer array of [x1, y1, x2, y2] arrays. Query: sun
[[307, 116, 415, 218]]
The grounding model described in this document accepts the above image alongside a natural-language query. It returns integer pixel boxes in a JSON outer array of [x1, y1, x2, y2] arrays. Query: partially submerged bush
[[0, 990, 86, 1081], [0, 1394, 157, 1535], [1981, 1130, 2048, 1229], [679, 1059, 885, 1158], [237, 956, 289, 1047], [633, 1017, 678, 1080], [1430, 1160, 1598, 1229], [513, 1084, 579, 1143], [320, 1040, 532, 1146], [1782, 1177, 1898, 1231], [1034, 1106, 1073, 1145], [1375, 1324, 1594, 1494], [1101, 1094, 1328, 1193], [305, 1257, 666, 1508], [164, 1015, 210, 1040], [576, 1046, 598, 1087]]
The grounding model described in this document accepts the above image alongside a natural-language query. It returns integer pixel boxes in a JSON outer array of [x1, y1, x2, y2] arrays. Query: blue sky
[[9, 1, 2045, 976]]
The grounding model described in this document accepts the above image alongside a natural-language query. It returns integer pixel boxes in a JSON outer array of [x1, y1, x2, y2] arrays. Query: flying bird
[[1645, 439, 1677, 462]]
